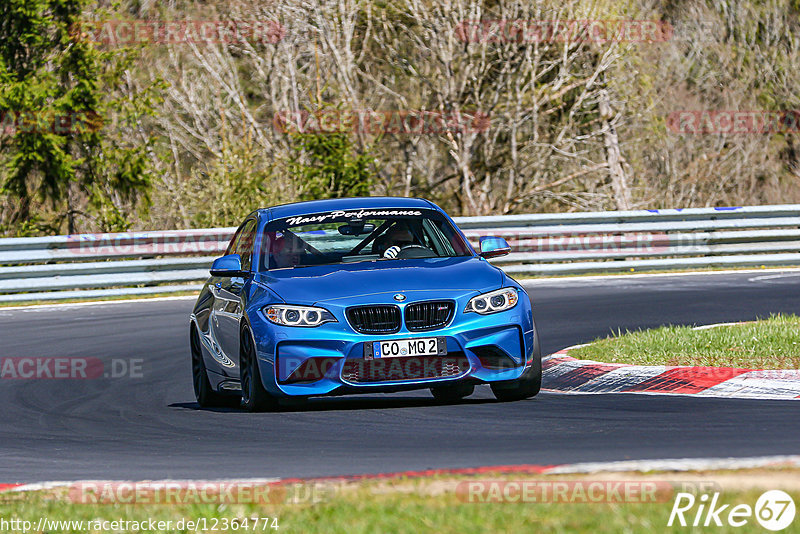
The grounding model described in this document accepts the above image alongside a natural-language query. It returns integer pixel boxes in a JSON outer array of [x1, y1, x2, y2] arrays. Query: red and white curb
[[2, 455, 800, 493], [543, 324, 800, 400]]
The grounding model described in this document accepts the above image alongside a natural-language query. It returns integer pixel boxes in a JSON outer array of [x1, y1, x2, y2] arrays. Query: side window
[[224, 225, 243, 256], [234, 219, 257, 271], [423, 219, 453, 256]]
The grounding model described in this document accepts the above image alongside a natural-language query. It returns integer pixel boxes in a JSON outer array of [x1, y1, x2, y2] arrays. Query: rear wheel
[[430, 382, 474, 403], [240, 323, 280, 412], [190, 325, 231, 408]]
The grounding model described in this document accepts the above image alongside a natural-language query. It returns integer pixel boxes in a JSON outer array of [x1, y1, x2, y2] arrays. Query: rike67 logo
[[668, 490, 796, 531]]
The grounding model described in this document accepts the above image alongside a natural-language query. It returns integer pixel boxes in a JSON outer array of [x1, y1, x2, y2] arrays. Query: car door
[[212, 217, 256, 375]]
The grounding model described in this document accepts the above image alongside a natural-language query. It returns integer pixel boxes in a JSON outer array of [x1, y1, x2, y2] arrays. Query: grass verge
[[569, 314, 800, 369], [1, 469, 799, 533]]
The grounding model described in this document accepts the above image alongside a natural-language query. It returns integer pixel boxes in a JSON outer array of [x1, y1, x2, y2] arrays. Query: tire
[[190, 325, 232, 408], [490, 337, 542, 402], [430, 382, 475, 403], [240, 323, 280, 412]]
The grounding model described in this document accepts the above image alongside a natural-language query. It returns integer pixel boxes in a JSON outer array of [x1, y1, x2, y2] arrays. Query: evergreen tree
[[0, 0, 153, 234], [288, 119, 375, 201]]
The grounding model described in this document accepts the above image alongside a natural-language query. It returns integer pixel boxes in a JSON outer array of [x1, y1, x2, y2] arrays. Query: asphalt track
[[1, 270, 799, 482]]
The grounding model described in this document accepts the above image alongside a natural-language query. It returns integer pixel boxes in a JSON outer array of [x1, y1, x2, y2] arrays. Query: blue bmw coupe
[[190, 197, 541, 411]]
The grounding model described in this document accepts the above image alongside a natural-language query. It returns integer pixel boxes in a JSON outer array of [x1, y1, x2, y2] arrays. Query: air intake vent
[[405, 301, 455, 332], [341, 355, 469, 383], [471, 346, 519, 370], [346, 305, 401, 334]]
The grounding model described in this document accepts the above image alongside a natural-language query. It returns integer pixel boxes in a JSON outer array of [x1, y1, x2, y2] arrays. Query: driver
[[380, 223, 415, 259]]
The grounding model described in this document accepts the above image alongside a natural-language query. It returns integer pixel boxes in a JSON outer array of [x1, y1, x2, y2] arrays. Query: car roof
[[258, 197, 437, 221]]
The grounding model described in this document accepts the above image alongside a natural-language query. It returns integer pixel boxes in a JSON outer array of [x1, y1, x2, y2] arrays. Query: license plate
[[366, 337, 447, 359]]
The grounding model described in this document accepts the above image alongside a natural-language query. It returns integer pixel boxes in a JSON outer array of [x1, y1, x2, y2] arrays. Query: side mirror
[[210, 254, 246, 277], [479, 236, 511, 259]]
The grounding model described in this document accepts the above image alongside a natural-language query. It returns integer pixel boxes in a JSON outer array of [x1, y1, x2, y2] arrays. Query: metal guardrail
[[0, 205, 798, 302]]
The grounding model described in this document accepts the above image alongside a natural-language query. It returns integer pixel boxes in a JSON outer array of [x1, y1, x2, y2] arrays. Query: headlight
[[263, 305, 337, 327], [465, 288, 518, 315]]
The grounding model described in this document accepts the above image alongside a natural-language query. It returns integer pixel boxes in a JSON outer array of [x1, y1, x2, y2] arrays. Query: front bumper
[[250, 291, 536, 397]]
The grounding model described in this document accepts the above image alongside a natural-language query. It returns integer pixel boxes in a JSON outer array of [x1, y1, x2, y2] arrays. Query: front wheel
[[491, 348, 542, 402], [240, 323, 280, 412]]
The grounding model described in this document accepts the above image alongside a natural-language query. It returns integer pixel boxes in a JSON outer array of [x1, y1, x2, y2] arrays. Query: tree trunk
[[599, 90, 632, 210], [67, 181, 75, 234]]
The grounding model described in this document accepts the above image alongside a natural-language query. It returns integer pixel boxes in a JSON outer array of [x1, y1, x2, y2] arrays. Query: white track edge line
[[520, 267, 800, 285], [6, 456, 800, 490], [0, 295, 197, 312]]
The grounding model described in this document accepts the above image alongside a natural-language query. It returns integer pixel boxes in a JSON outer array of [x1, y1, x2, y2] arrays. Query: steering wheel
[[394, 244, 437, 259]]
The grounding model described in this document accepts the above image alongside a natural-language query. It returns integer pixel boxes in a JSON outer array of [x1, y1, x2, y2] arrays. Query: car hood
[[255, 256, 503, 305]]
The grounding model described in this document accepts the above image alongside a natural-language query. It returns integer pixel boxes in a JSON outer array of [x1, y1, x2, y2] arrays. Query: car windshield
[[259, 208, 472, 270]]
